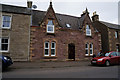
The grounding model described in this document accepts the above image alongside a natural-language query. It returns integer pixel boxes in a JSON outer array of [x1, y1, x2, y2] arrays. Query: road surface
[[2, 65, 119, 78]]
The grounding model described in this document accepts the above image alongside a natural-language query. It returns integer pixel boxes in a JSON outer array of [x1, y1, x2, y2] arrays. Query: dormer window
[[86, 25, 91, 36], [47, 20, 54, 33], [66, 24, 71, 28]]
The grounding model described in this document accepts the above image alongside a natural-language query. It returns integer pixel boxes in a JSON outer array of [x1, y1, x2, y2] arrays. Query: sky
[[0, 0, 120, 24]]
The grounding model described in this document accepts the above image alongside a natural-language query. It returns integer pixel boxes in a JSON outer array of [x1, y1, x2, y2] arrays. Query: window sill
[[86, 35, 92, 37], [2, 27, 11, 30], [85, 55, 93, 57], [47, 32, 55, 34], [43, 56, 57, 58], [0, 51, 9, 53], [46, 33, 55, 36], [86, 35, 93, 38]]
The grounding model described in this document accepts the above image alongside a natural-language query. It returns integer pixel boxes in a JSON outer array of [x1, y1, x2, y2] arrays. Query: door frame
[[68, 43, 75, 60]]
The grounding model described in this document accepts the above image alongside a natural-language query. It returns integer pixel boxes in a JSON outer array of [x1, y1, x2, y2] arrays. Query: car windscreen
[[104, 52, 111, 56], [99, 52, 110, 57]]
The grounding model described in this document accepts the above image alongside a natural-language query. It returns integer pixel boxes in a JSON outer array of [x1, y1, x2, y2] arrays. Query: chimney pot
[[92, 11, 99, 22], [27, 0, 33, 9]]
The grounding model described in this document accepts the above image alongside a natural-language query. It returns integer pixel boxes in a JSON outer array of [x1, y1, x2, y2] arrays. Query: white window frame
[[86, 25, 91, 36], [115, 31, 118, 38], [85, 43, 89, 56], [47, 25, 54, 33], [90, 43, 93, 56], [51, 42, 56, 56], [0, 37, 9, 52], [2, 15, 12, 29], [86, 29, 91, 36], [44, 42, 49, 56]]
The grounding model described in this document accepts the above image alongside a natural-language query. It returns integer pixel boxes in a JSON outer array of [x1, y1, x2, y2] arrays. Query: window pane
[[86, 29, 91, 36], [51, 49, 55, 56], [6, 22, 10, 27], [3, 22, 7, 27], [90, 44, 92, 48], [86, 44, 88, 48], [2, 16, 11, 28], [86, 29, 90, 34], [116, 52, 119, 56], [115, 31, 118, 38], [85, 50, 88, 54], [118, 52, 120, 56], [48, 26, 53, 31], [2, 44, 8, 50], [1, 38, 9, 51], [45, 42, 49, 48], [51, 42, 55, 48], [90, 50, 92, 54], [45, 49, 49, 55], [3, 16, 6, 21], [3, 21, 10, 27], [48, 20, 53, 25], [2, 39, 8, 43], [66, 24, 71, 28], [3, 16, 10, 21], [116, 44, 119, 52], [6, 16, 11, 21], [86, 25, 90, 29], [111, 52, 117, 56]]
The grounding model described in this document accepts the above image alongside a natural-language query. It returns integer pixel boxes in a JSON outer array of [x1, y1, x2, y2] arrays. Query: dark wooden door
[[68, 43, 75, 60]]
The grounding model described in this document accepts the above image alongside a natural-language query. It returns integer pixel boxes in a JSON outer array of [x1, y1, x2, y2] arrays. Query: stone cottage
[[30, 1, 101, 61]]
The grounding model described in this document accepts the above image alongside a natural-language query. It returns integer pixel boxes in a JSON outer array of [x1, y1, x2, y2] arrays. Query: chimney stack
[[27, 0, 33, 9], [92, 11, 99, 22]]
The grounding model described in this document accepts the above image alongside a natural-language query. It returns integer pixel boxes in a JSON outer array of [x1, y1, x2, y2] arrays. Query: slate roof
[[0, 3, 87, 30], [79, 14, 86, 28], [32, 10, 87, 30], [100, 21, 120, 30], [0, 4, 31, 15], [56, 13, 80, 30], [32, 10, 46, 26]]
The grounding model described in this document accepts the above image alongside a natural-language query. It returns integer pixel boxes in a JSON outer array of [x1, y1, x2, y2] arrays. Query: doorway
[[68, 43, 75, 60]]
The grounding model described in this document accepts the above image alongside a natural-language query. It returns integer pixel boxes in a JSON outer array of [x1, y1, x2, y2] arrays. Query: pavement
[[10, 60, 91, 69]]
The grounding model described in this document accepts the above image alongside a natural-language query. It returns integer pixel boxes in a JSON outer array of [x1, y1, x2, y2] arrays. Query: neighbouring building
[[92, 12, 120, 53], [30, 2, 101, 61], [0, 4, 31, 61]]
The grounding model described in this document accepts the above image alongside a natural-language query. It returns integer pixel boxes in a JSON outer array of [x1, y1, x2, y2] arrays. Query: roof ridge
[[1, 3, 27, 8], [99, 21, 120, 30], [33, 9, 80, 19], [100, 21, 119, 26], [1, 3, 80, 19], [55, 13, 79, 18]]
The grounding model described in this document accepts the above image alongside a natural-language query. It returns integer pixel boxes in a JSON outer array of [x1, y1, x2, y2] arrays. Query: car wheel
[[105, 60, 110, 66]]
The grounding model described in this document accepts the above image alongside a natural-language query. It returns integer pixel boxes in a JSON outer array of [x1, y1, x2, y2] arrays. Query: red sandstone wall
[[30, 26, 101, 61]]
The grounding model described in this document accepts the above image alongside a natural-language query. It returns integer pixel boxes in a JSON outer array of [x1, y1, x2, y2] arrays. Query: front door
[[68, 43, 75, 60]]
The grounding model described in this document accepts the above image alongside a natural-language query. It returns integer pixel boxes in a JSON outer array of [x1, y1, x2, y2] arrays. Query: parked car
[[91, 51, 120, 66], [0, 55, 13, 70]]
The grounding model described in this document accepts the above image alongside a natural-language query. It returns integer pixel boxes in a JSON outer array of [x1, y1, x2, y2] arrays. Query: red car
[[91, 51, 120, 66]]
